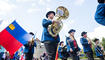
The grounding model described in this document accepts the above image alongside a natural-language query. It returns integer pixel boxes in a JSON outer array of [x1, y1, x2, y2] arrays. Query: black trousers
[[25, 53, 33, 60], [61, 58, 67, 60], [98, 56, 104, 60], [85, 52, 94, 60], [44, 41, 58, 60], [70, 52, 80, 60]]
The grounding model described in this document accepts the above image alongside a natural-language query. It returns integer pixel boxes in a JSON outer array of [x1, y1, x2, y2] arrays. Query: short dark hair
[[46, 11, 55, 18], [60, 41, 64, 45], [68, 29, 76, 34], [81, 31, 87, 36], [94, 38, 99, 42], [98, 0, 105, 3], [29, 32, 34, 36]]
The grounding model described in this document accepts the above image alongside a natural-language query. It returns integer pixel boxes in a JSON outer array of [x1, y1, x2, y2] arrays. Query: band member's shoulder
[[80, 37, 85, 40], [97, 4, 105, 10], [66, 37, 70, 40], [98, 3, 105, 7], [42, 18, 48, 23], [42, 18, 52, 22], [66, 37, 72, 41], [80, 37, 83, 39]]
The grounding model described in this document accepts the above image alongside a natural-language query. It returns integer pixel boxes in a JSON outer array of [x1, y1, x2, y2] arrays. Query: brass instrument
[[31, 37, 35, 45], [87, 37, 104, 55], [48, 6, 69, 37], [29, 35, 35, 45], [66, 36, 81, 56], [86, 37, 93, 47]]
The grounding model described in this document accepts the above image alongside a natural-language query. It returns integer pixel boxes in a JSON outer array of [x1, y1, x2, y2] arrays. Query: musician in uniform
[[66, 29, 81, 60], [95, 0, 105, 25], [41, 11, 60, 60], [24, 32, 37, 60], [94, 38, 104, 60], [58, 41, 68, 60], [80, 31, 94, 60]]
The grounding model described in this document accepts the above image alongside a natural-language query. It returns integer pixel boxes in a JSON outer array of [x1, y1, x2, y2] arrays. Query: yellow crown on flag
[[9, 24, 15, 30]]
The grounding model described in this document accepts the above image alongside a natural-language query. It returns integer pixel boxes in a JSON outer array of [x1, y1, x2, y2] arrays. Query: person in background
[[95, 0, 105, 25], [58, 41, 68, 60], [41, 11, 60, 60], [2, 51, 10, 60], [13, 51, 20, 60], [13, 46, 24, 60], [24, 32, 37, 60], [94, 38, 104, 60], [80, 31, 94, 60], [66, 29, 81, 60], [0, 46, 6, 60]]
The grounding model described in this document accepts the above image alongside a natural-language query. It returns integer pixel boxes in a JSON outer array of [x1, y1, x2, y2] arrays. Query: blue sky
[[0, 0, 105, 47]]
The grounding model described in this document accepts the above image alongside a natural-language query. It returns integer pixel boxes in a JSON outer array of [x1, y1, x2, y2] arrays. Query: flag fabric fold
[[0, 20, 31, 57]]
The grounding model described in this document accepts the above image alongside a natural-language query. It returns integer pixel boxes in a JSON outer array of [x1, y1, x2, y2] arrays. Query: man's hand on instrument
[[88, 41, 91, 44], [101, 48, 104, 50], [52, 20, 59, 24], [52, 20, 56, 23]]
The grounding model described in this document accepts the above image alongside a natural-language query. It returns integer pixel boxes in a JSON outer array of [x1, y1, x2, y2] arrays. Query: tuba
[[48, 6, 69, 37]]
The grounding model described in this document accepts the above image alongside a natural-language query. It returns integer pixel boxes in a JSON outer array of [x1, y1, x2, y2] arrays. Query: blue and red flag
[[0, 20, 32, 57]]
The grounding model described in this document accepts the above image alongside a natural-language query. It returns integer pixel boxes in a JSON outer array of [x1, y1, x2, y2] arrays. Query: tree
[[101, 37, 105, 50]]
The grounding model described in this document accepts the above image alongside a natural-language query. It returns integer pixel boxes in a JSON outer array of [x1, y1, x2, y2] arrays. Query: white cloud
[[46, 7, 51, 12], [0, 20, 11, 32], [88, 26, 105, 41], [16, 0, 34, 2], [38, 0, 51, 5], [38, 0, 45, 5], [16, 0, 50, 6], [74, 0, 85, 5], [27, 3, 39, 13], [27, 4, 52, 14], [31, 3, 36, 7], [46, 0, 51, 2], [26, 0, 52, 13], [27, 8, 41, 13], [3, 0, 9, 2], [0, 1, 16, 15]]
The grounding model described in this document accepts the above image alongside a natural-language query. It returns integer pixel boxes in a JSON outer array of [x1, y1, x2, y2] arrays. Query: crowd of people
[[57, 30, 105, 60], [41, 0, 105, 60], [0, 0, 105, 60]]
